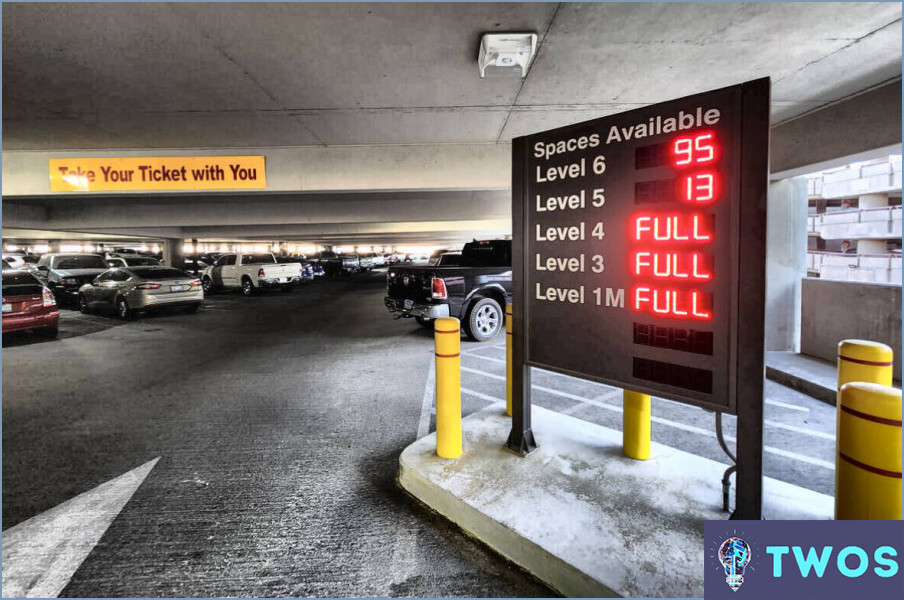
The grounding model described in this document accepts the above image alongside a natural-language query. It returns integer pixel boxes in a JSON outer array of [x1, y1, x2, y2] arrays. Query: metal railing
[[808, 206, 902, 235], [807, 251, 902, 284]]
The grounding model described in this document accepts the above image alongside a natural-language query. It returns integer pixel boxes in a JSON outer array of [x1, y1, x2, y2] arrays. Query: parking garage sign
[[511, 79, 770, 414], [49, 156, 266, 192]]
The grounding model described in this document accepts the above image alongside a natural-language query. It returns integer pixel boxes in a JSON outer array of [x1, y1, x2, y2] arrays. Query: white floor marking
[[2, 457, 160, 598], [461, 351, 506, 364], [461, 387, 503, 403], [765, 419, 835, 441], [765, 398, 810, 412], [416, 358, 436, 439], [459, 367, 834, 469]]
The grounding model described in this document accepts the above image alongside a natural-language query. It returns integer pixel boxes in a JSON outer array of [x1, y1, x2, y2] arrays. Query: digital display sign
[[511, 80, 770, 413]]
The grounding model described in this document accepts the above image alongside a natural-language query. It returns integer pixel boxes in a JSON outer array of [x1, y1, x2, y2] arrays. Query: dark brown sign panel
[[515, 80, 769, 413], [510, 79, 770, 519]]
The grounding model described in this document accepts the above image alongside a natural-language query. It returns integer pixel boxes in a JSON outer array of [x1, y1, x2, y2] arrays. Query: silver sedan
[[77, 266, 203, 320]]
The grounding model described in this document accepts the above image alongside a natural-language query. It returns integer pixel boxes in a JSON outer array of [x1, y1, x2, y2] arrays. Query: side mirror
[[37, 265, 49, 272]]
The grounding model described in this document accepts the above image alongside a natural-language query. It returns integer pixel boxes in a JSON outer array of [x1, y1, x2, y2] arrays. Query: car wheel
[[465, 297, 502, 342], [415, 316, 434, 329], [116, 296, 133, 321], [241, 278, 255, 296], [202, 276, 214, 293], [77, 294, 90, 314]]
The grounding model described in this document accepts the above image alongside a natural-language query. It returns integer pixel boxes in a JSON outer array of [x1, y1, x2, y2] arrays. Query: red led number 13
[[680, 172, 719, 204]]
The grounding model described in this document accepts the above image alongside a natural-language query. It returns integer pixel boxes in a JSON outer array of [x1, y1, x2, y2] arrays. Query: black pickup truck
[[384, 239, 511, 341]]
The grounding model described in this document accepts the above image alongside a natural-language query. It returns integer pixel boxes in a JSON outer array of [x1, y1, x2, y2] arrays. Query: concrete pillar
[[765, 177, 809, 352], [859, 193, 889, 209], [162, 238, 185, 269], [48, 240, 61, 253]]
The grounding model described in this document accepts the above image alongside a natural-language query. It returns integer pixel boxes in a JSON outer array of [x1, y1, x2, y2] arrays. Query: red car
[[2, 270, 59, 338]]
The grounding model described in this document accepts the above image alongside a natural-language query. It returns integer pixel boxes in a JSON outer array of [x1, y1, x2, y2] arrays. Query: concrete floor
[[2, 271, 552, 597], [451, 343, 838, 499]]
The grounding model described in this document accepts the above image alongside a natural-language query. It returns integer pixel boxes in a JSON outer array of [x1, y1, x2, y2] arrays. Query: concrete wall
[[765, 177, 808, 351], [801, 279, 902, 379]]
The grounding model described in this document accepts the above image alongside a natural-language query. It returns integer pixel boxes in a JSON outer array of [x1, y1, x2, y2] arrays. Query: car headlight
[[60, 277, 78, 285]]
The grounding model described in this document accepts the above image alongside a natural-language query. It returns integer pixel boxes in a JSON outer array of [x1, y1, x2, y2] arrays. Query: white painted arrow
[[2, 457, 159, 598]]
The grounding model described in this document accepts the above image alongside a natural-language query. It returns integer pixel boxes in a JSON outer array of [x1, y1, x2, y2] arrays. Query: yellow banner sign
[[49, 156, 266, 191]]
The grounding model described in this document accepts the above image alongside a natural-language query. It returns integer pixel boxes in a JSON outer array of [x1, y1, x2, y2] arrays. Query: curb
[[398, 449, 617, 599], [766, 366, 836, 406]]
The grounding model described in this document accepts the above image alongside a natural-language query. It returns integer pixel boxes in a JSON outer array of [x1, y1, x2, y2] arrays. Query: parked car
[[367, 252, 386, 267], [34, 253, 110, 307], [277, 256, 314, 282], [77, 266, 203, 319], [106, 255, 160, 268], [310, 251, 341, 277], [358, 253, 375, 271], [339, 254, 360, 274], [311, 262, 325, 277], [2, 270, 59, 338], [183, 259, 211, 275], [2, 253, 26, 270], [431, 252, 461, 267], [201, 252, 303, 296], [428, 248, 452, 265], [384, 239, 511, 341]]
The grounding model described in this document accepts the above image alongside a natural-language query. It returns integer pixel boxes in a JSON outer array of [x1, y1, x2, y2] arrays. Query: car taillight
[[432, 277, 447, 300], [258, 267, 265, 277], [136, 283, 162, 290], [190, 280, 202, 287], [42, 288, 56, 307]]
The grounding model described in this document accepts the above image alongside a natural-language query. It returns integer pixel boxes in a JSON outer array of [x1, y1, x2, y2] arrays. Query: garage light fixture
[[478, 33, 537, 78]]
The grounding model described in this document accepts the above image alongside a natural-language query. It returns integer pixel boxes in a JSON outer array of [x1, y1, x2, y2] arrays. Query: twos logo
[[704, 521, 902, 600]]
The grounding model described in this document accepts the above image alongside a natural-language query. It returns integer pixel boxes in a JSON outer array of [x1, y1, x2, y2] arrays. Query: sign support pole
[[507, 137, 538, 456], [732, 78, 770, 520]]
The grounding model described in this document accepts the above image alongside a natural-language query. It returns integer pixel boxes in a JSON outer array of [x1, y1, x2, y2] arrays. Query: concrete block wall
[[800, 279, 902, 379]]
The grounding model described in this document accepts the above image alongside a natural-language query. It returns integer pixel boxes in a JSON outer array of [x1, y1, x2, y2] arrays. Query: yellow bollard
[[623, 389, 651, 460], [838, 339, 893, 391], [505, 303, 513, 417], [434, 317, 462, 459], [834, 382, 902, 520]]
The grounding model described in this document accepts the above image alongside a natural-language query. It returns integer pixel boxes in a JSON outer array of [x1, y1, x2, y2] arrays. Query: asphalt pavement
[[2, 271, 552, 597]]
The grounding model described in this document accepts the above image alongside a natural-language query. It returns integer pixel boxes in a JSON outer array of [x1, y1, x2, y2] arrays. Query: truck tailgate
[[261, 263, 300, 278], [386, 267, 435, 302]]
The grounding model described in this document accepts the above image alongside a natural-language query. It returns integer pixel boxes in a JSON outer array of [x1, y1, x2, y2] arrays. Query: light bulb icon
[[718, 537, 751, 591]]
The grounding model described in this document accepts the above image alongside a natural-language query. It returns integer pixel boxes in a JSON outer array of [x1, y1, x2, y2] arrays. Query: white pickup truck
[[200, 252, 303, 296]]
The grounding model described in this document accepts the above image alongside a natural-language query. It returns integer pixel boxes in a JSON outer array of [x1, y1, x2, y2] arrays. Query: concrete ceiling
[[2, 2, 902, 247], [4, 2, 901, 150]]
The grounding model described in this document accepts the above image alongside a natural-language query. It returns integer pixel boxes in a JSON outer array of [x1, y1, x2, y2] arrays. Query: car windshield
[[55, 255, 107, 270], [2, 271, 43, 296], [130, 267, 190, 280]]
